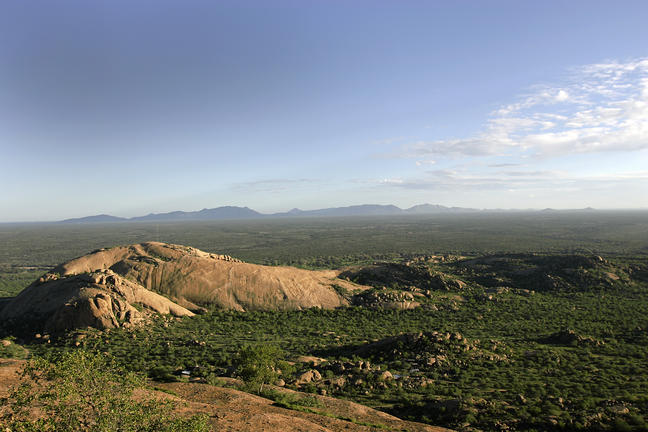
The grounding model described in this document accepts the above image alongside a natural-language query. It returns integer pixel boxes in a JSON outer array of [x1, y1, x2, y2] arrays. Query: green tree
[[0, 350, 209, 432], [235, 344, 289, 394]]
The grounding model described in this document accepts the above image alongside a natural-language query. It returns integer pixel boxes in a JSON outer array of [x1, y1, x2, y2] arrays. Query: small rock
[[420, 378, 434, 387], [296, 369, 322, 385], [329, 376, 346, 388], [609, 405, 629, 415], [379, 371, 393, 381]]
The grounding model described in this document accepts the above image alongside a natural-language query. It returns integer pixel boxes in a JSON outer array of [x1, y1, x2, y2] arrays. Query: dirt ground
[[0, 358, 452, 432]]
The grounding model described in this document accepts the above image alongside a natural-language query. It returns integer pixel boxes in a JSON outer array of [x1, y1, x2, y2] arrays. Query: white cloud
[[402, 57, 648, 159], [555, 90, 569, 102], [374, 168, 648, 193], [380, 178, 404, 184]]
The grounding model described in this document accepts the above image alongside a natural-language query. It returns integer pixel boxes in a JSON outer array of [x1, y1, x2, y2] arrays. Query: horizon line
[[3, 203, 648, 224]]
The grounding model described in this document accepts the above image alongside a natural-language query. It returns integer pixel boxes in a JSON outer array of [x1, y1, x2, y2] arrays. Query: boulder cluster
[[352, 289, 421, 310], [540, 329, 603, 346], [209, 254, 242, 263]]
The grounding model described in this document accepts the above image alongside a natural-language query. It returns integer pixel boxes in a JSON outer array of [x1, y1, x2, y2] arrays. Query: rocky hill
[[0, 269, 194, 333], [0, 358, 451, 431], [0, 242, 366, 333]]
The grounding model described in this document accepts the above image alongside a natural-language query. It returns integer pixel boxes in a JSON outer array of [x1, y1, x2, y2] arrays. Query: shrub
[[0, 350, 209, 432]]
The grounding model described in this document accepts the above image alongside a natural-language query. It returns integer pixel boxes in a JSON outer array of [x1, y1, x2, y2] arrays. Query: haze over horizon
[[2, 1, 648, 222]]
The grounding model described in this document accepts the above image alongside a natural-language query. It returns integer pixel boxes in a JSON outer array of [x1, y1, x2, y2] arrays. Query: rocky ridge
[[0, 242, 367, 333], [0, 358, 452, 432]]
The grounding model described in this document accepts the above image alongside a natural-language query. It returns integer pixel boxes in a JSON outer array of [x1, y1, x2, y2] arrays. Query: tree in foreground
[[0, 350, 209, 432]]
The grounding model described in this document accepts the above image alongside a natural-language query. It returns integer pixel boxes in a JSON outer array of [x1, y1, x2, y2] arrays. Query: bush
[[0, 338, 28, 359], [0, 350, 209, 432]]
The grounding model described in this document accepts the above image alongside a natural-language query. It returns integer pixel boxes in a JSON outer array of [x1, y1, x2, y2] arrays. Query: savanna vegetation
[[1, 212, 647, 431]]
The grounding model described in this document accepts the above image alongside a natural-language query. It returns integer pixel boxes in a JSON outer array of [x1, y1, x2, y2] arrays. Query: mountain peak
[[58, 203, 487, 223]]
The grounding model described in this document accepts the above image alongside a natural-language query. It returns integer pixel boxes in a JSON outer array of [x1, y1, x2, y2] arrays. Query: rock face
[[0, 269, 194, 333], [55, 242, 363, 311], [0, 242, 366, 333]]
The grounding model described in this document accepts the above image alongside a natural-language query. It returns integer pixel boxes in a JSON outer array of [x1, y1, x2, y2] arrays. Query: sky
[[1, 0, 648, 221]]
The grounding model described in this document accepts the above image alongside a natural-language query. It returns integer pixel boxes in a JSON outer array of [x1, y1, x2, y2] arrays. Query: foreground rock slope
[[0, 359, 451, 431], [0, 242, 365, 332]]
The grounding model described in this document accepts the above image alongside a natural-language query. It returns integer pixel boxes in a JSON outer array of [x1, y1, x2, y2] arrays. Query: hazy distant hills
[[60, 204, 482, 223], [405, 204, 479, 214], [130, 206, 262, 222], [58, 203, 604, 224], [273, 204, 403, 217], [60, 214, 129, 223]]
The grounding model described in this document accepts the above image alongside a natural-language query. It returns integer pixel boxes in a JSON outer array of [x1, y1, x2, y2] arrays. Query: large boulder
[[0, 242, 368, 333], [0, 269, 194, 333], [54, 242, 365, 312]]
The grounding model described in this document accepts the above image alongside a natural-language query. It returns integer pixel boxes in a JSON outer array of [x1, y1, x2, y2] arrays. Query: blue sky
[[1, 1, 647, 221]]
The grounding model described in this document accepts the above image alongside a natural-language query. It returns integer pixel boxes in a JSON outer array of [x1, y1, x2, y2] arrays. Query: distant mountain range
[[60, 204, 484, 223]]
